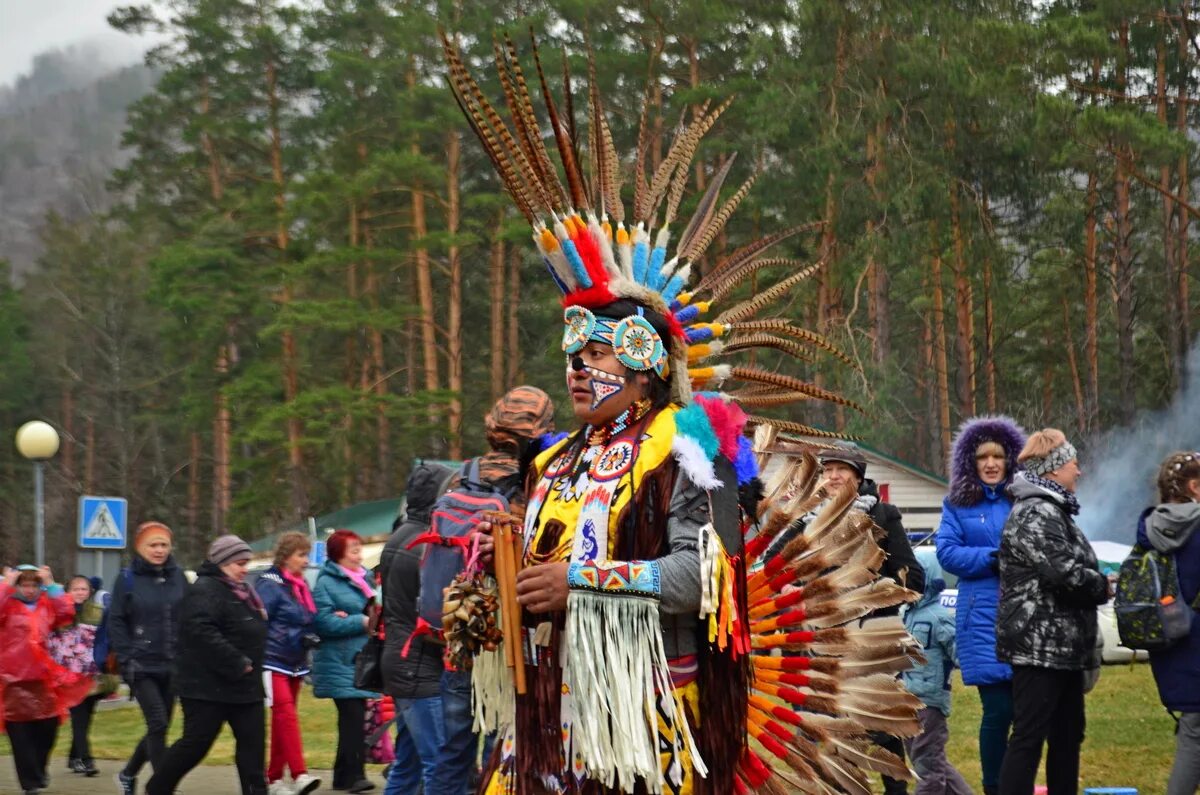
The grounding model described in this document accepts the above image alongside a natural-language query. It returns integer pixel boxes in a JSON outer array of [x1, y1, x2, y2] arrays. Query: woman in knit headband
[[994, 429, 1108, 795]]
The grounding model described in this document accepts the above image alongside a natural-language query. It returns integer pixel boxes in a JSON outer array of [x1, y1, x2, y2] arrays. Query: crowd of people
[[0, 412, 1198, 795]]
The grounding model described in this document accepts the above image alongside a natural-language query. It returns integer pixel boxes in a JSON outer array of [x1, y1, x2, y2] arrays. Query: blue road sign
[[79, 496, 128, 549], [310, 540, 327, 567]]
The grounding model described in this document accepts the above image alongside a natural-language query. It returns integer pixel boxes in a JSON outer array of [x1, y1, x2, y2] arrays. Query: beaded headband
[[562, 305, 668, 379]]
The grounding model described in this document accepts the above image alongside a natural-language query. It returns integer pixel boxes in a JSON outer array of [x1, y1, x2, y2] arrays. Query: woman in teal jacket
[[312, 530, 378, 794]]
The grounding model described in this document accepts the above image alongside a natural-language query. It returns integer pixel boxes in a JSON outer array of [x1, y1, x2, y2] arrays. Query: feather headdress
[[440, 31, 856, 413]]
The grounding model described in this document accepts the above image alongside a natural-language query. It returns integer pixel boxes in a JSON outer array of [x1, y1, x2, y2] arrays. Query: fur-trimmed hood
[[947, 415, 1026, 507]]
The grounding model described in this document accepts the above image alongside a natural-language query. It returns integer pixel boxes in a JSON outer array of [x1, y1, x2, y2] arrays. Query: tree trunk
[[506, 246, 523, 388], [930, 223, 952, 459], [1178, 15, 1192, 378], [346, 200, 361, 500], [1084, 165, 1100, 431], [866, 119, 890, 364], [213, 343, 231, 533], [187, 432, 200, 556], [446, 131, 463, 460], [917, 287, 933, 472], [1062, 297, 1087, 435], [1114, 21, 1137, 423], [980, 191, 999, 414], [265, 55, 307, 515], [817, 26, 847, 331], [490, 215, 506, 401], [1157, 26, 1179, 391], [364, 241, 389, 497], [947, 170, 976, 417], [409, 71, 440, 442], [60, 386, 75, 490], [84, 417, 95, 494]]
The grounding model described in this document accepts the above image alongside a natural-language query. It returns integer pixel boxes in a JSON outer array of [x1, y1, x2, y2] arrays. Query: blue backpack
[[406, 459, 517, 629], [92, 567, 133, 672]]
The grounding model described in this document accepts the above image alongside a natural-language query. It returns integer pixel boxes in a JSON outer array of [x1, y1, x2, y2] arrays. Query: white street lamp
[[15, 420, 60, 566]]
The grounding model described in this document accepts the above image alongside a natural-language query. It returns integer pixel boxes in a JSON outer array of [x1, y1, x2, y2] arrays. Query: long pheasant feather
[[682, 170, 759, 264], [530, 32, 587, 209], [731, 367, 864, 412], [677, 153, 737, 259], [503, 34, 567, 212], [696, 223, 819, 293]]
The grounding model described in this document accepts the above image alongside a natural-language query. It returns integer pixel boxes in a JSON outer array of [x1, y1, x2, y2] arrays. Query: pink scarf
[[281, 568, 315, 613], [338, 564, 375, 601]]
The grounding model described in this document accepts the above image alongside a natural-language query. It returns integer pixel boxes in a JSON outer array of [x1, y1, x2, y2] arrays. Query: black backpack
[[1115, 544, 1197, 652], [92, 567, 133, 672]]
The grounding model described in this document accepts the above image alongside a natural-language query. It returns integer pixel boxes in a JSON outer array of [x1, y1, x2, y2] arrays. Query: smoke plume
[[1075, 342, 1200, 542]]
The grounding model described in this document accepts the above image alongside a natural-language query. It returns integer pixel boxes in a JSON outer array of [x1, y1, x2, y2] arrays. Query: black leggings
[[124, 673, 176, 778], [8, 717, 57, 791], [333, 698, 367, 789], [69, 693, 102, 761]]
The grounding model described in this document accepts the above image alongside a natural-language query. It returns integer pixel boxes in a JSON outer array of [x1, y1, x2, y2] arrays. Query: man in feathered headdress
[[444, 33, 923, 795]]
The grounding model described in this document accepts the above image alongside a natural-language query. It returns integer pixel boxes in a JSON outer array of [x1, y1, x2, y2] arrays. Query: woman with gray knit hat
[[996, 429, 1109, 795], [145, 534, 269, 795]]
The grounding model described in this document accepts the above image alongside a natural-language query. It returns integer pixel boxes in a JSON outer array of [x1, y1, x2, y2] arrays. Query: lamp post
[[15, 421, 60, 567]]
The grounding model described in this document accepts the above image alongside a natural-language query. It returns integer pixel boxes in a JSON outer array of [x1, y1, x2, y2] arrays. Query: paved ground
[[0, 758, 368, 794]]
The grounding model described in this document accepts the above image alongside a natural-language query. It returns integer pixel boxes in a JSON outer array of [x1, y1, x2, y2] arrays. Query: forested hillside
[[0, 0, 1195, 569], [0, 47, 157, 276]]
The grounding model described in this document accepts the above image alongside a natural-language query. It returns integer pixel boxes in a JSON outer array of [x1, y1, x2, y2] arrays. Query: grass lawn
[[0, 664, 1176, 790]]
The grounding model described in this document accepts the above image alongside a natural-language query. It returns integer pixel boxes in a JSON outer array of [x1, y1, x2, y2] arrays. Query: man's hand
[[471, 520, 496, 571], [39, 565, 53, 585], [2, 567, 16, 588], [515, 561, 570, 614]]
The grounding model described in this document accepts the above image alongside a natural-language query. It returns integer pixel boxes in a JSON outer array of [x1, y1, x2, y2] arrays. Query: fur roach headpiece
[[440, 32, 861, 420]]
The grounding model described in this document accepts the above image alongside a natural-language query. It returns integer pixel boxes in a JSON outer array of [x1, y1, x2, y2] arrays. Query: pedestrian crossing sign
[[79, 496, 128, 549]]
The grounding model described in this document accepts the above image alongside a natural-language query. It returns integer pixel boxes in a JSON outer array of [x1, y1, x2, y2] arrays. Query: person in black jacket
[[996, 430, 1107, 795], [144, 535, 269, 795], [379, 462, 456, 795], [110, 522, 187, 795]]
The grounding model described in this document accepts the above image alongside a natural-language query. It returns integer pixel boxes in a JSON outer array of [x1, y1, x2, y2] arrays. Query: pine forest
[[1, 0, 1196, 567]]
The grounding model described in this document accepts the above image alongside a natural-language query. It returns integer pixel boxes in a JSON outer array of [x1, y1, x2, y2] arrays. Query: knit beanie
[[818, 445, 868, 481], [208, 534, 252, 567], [1019, 429, 1078, 477], [134, 521, 173, 558]]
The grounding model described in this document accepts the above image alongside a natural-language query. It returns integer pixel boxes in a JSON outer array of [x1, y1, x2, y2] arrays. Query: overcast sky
[[0, 0, 151, 87]]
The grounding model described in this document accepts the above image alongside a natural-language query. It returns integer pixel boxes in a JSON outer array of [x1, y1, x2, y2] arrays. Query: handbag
[[353, 606, 385, 692]]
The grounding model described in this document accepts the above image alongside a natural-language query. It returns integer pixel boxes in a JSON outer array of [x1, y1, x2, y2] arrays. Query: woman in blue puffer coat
[[935, 416, 1025, 795], [312, 530, 378, 794]]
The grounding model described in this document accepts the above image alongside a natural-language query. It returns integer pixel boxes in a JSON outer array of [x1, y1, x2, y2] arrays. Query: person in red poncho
[[0, 564, 93, 795]]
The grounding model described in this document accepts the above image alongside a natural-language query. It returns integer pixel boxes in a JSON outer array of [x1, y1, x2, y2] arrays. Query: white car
[[936, 588, 1147, 664]]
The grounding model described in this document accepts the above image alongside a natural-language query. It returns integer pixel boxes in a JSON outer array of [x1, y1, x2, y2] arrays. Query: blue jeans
[[428, 670, 476, 795], [385, 695, 444, 795]]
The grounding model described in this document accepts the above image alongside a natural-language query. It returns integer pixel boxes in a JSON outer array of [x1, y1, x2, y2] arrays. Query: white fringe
[[698, 522, 719, 619], [563, 590, 699, 794], [472, 626, 515, 736]]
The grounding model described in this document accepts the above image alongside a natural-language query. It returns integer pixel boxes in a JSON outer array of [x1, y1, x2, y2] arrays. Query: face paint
[[568, 355, 628, 411]]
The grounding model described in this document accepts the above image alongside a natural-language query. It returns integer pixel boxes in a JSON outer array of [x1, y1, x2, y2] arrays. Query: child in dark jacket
[[256, 532, 321, 795], [903, 550, 972, 795]]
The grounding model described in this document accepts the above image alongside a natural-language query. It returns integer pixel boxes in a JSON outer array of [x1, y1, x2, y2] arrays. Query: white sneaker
[[268, 780, 294, 795], [292, 773, 321, 795]]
